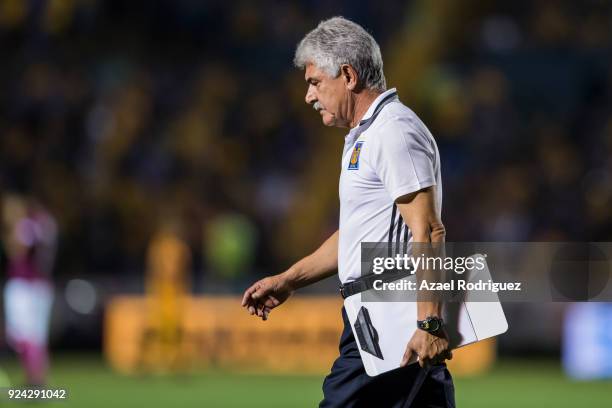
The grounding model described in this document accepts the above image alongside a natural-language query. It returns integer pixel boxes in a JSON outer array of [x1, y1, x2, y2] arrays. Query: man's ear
[[340, 64, 359, 91]]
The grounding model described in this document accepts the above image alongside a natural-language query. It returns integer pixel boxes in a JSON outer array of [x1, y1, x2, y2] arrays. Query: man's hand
[[241, 274, 294, 321], [401, 328, 452, 368]]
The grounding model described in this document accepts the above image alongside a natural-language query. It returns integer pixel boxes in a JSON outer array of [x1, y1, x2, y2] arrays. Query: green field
[[1, 356, 611, 407]]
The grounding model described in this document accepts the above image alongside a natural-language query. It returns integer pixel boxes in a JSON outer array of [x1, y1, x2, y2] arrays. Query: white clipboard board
[[344, 254, 508, 376]]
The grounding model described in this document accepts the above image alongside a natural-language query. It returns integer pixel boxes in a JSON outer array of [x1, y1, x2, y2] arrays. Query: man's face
[[304, 63, 350, 128]]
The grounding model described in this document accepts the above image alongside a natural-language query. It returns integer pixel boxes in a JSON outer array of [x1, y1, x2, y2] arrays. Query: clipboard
[[343, 254, 508, 376]]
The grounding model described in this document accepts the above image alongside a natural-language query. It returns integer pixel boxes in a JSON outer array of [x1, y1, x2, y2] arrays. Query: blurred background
[[0, 0, 611, 407]]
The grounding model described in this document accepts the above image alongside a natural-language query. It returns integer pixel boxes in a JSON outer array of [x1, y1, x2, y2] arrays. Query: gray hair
[[294, 17, 387, 92]]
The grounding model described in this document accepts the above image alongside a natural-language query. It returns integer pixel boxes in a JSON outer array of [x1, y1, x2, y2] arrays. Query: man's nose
[[305, 87, 316, 105]]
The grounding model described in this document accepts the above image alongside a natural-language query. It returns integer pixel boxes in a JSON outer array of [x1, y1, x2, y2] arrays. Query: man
[[242, 17, 455, 407]]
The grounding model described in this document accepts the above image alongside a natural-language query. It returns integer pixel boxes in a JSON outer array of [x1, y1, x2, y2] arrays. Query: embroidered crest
[[348, 142, 363, 170]]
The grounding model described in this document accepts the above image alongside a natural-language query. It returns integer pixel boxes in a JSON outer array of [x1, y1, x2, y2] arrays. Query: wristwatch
[[417, 316, 444, 334]]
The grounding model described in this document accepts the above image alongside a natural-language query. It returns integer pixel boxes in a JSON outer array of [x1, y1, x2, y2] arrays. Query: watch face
[[429, 318, 440, 332], [418, 317, 442, 332]]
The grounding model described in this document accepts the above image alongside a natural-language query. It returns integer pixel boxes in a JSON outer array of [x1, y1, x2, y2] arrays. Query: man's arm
[[283, 229, 339, 289], [396, 187, 445, 320], [396, 186, 452, 367], [241, 230, 339, 320]]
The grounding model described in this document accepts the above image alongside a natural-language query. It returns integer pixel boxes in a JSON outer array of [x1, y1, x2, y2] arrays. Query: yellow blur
[[105, 295, 495, 376]]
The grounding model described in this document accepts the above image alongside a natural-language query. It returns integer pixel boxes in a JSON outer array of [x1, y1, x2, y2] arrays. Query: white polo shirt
[[338, 88, 442, 284]]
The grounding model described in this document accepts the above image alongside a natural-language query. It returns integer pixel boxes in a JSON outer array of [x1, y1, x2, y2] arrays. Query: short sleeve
[[369, 117, 437, 201]]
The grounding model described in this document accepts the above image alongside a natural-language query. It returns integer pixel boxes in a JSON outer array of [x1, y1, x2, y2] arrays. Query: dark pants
[[320, 308, 455, 408]]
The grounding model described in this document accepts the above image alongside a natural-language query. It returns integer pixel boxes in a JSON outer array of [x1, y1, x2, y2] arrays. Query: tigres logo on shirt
[[348, 141, 363, 170]]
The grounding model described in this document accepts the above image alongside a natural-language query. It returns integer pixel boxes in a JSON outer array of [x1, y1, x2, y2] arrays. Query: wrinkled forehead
[[304, 63, 331, 82]]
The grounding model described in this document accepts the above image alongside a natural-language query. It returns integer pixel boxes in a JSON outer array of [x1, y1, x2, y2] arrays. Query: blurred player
[[142, 221, 191, 373], [1, 194, 57, 386]]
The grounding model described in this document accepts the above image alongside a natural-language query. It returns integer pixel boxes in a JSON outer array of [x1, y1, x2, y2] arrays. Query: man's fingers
[[257, 302, 270, 317], [435, 342, 451, 361], [418, 347, 435, 368], [242, 280, 270, 305], [241, 285, 257, 306], [252, 282, 268, 299], [242, 279, 283, 320], [262, 296, 279, 308], [418, 356, 426, 368], [431, 349, 452, 365], [421, 347, 434, 361], [401, 348, 413, 367]]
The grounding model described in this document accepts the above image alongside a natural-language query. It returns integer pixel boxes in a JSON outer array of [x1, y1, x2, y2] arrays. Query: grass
[[455, 361, 612, 408], [1, 356, 610, 407]]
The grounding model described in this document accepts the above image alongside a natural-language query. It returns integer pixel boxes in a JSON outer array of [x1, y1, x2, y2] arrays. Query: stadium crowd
[[0, 0, 610, 287]]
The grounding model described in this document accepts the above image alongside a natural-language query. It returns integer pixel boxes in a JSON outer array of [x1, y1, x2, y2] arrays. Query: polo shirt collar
[[345, 88, 398, 144], [356, 87, 398, 128]]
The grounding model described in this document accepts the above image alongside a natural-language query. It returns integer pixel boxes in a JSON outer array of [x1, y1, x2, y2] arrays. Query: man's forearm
[[414, 222, 445, 319], [396, 188, 446, 320], [281, 230, 339, 290]]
